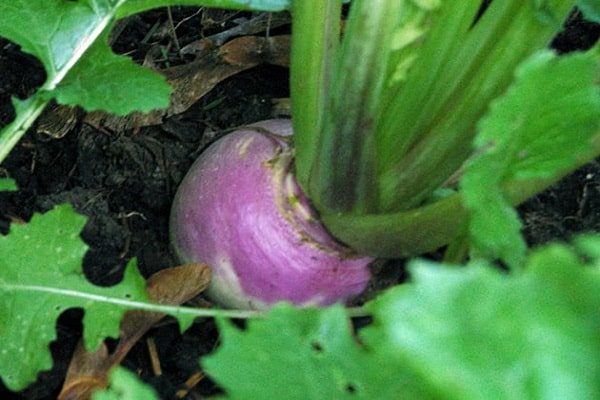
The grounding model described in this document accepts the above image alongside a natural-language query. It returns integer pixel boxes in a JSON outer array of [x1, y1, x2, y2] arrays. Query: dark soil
[[0, 5, 599, 400]]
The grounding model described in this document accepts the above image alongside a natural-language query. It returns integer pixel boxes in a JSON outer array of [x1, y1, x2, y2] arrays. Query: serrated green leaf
[[0, 0, 171, 163], [461, 49, 600, 267], [0, 204, 252, 392], [55, 34, 171, 114], [571, 234, 600, 262], [92, 367, 159, 400], [203, 305, 365, 399], [0, 204, 150, 391], [578, 0, 600, 23], [202, 303, 437, 399], [362, 248, 600, 399], [0, 178, 17, 191], [462, 160, 527, 268], [0, 0, 170, 115], [202, 236, 600, 399], [0, 0, 110, 75]]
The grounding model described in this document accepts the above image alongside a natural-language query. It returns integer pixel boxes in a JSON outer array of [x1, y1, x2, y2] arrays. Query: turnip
[[170, 119, 372, 310]]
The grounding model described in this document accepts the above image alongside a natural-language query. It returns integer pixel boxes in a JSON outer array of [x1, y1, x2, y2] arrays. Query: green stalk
[[324, 127, 600, 258], [290, 0, 341, 192], [376, 0, 577, 212], [376, 1, 482, 170], [0, 95, 47, 163], [323, 193, 465, 258], [306, 0, 403, 214]]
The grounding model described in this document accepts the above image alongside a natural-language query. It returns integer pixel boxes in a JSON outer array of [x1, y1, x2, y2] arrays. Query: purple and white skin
[[170, 119, 372, 310]]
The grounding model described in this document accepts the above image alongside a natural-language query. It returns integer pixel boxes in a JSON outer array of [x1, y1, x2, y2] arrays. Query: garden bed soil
[[0, 6, 599, 399]]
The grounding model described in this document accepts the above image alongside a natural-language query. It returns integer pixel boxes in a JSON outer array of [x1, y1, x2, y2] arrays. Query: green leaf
[[0, 204, 150, 391], [0, 0, 108, 76], [0, 178, 17, 192], [572, 234, 600, 261], [578, 0, 600, 23], [362, 250, 600, 399], [2, 1, 286, 163], [202, 303, 437, 399], [202, 236, 600, 399], [0, 0, 171, 164], [0, 0, 170, 115], [461, 49, 600, 268], [92, 367, 159, 400], [55, 34, 171, 115], [0, 204, 273, 391]]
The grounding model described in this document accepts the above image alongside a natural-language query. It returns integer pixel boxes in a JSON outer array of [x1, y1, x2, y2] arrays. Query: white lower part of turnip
[[170, 119, 372, 310]]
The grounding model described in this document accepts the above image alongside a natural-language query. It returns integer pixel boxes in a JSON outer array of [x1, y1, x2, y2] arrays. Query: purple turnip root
[[170, 119, 372, 310]]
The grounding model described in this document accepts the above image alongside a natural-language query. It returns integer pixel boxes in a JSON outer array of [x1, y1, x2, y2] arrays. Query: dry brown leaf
[[57, 342, 112, 400], [57, 263, 210, 400]]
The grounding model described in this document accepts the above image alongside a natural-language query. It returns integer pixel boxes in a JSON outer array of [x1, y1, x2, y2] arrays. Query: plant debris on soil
[[0, 5, 599, 399]]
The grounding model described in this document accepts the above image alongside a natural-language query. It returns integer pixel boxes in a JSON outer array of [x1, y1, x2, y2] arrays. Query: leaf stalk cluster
[[291, 0, 600, 258]]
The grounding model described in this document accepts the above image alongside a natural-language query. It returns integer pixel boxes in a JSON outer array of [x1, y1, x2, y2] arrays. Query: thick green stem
[[0, 96, 48, 163], [325, 129, 600, 258], [291, 0, 341, 193], [307, 0, 403, 214], [323, 193, 465, 258]]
